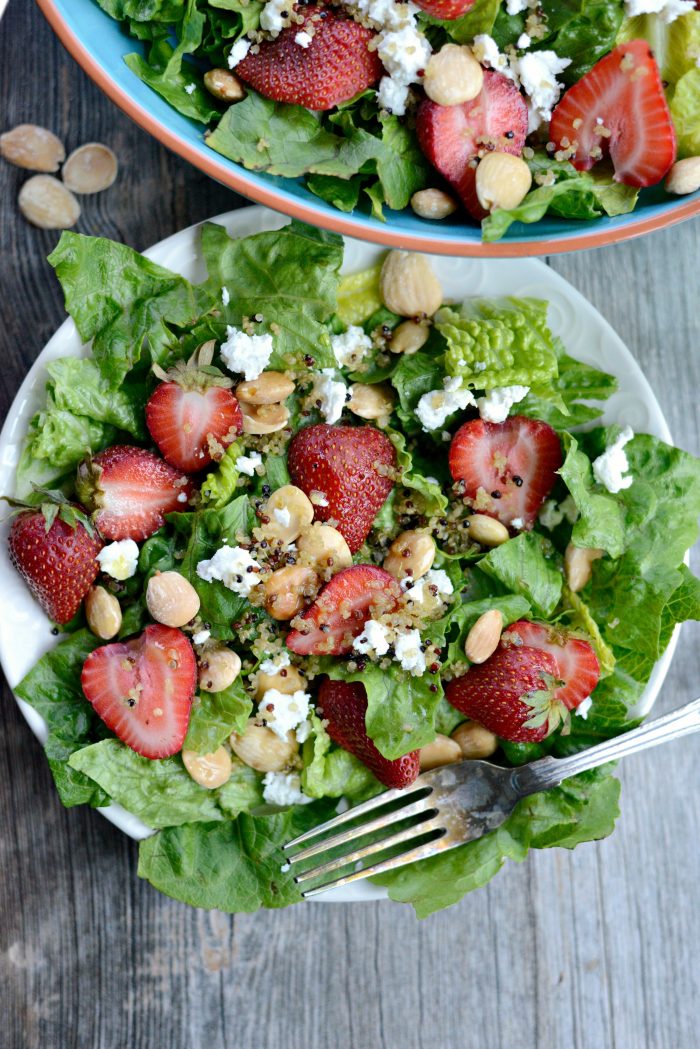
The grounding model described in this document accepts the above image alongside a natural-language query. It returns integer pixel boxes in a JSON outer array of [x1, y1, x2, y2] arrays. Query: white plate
[[0, 205, 677, 904]]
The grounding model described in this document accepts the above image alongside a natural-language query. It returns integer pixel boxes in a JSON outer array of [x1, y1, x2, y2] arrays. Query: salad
[[91, 0, 700, 239], [7, 219, 700, 917]]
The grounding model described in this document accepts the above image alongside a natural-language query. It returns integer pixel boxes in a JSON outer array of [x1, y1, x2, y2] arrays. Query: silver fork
[[284, 697, 700, 897]]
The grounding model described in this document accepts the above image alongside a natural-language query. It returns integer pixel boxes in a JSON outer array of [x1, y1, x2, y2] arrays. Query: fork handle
[[511, 697, 700, 797]]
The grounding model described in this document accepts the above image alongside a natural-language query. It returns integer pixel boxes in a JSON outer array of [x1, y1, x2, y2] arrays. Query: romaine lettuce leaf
[[200, 440, 243, 508], [387, 429, 449, 516], [479, 532, 563, 618], [670, 69, 700, 158], [137, 800, 337, 911], [48, 232, 210, 387], [47, 357, 148, 437], [183, 679, 252, 753], [439, 297, 559, 389], [14, 630, 108, 808], [301, 715, 379, 799], [374, 767, 620, 917]]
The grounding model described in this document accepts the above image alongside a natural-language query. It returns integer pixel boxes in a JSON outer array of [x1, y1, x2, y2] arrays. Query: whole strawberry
[[236, 6, 382, 111], [318, 678, 420, 789], [145, 343, 242, 473], [8, 498, 103, 624], [287, 423, 396, 552], [446, 620, 600, 742], [413, 0, 476, 17]]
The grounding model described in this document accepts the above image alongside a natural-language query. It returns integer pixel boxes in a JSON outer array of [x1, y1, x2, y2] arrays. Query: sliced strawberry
[[501, 620, 600, 711], [448, 416, 562, 529], [413, 0, 476, 17], [550, 40, 676, 188], [76, 445, 194, 542], [81, 624, 196, 759], [288, 423, 396, 553], [236, 6, 382, 111], [286, 564, 400, 656], [318, 678, 420, 789], [417, 71, 528, 220], [445, 643, 560, 743], [146, 384, 242, 473], [8, 502, 103, 624]]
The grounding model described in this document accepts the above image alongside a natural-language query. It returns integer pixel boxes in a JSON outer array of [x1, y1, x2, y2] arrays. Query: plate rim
[[0, 203, 681, 902], [35, 0, 700, 259]]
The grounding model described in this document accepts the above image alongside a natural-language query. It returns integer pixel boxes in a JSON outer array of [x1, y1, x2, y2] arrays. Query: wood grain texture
[[2, 3, 700, 1047]]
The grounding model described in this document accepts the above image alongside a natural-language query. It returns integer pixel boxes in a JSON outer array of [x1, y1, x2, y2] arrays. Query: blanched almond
[[565, 544, 603, 592], [18, 175, 80, 229], [379, 251, 443, 318], [0, 124, 65, 171], [62, 142, 118, 194], [464, 609, 503, 664]]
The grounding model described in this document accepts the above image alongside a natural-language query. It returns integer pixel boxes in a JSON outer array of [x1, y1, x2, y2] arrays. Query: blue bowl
[[37, 0, 700, 256]]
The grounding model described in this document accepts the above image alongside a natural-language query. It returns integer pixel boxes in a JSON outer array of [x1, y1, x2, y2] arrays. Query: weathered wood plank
[[1, 3, 700, 1047]]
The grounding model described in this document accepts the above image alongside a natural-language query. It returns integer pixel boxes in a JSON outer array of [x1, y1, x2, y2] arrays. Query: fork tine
[[299, 836, 450, 898], [293, 817, 444, 886], [282, 782, 432, 851], [286, 796, 436, 866]]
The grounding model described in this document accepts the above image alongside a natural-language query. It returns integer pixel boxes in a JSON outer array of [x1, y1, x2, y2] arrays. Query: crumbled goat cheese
[[184, 83, 196, 95], [295, 720, 313, 743], [517, 32, 531, 49], [404, 568, 453, 604], [177, 492, 188, 503], [377, 76, 410, 115], [592, 426, 635, 494], [506, 0, 530, 12], [259, 688, 311, 740], [624, 0, 694, 22], [473, 34, 514, 78], [221, 287, 230, 307], [220, 326, 273, 381], [310, 490, 329, 507], [576, 696, 593, 719], [295, 30, 313, 47], [312, 369, 348, 424], [259, 652, 291, 675], [512, 50, 572, 133], [227, 38, 251, 68], [353, 619, 391, 657], [236, 451, 263, 477], [263, 772, 312, 806], [331, 325, 373, 368], [394, 629, 427, 675], [192, 629, 211, 645], [97, 539, 140, 581], [260, 0, 292, 34], [274, 507, 292, 528], [416, 376, 476, 431], [196, 545, 261, 596], [376, 22, 432, 115], [511, 517, 525, 530], [476, 385, 530, 423]]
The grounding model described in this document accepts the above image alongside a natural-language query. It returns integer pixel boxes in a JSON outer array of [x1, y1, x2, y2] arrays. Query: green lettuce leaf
[[301, 715, 379, 800], [387, 429, 449, 516], [439, 297, 559, 389], [430, 0, 501, 42], [374, 767, 620, 917], [14, 630, 108, 807], [137, 800, 337, 911], [670, 69, 700, 159], [559, 433, 627, 557], [49, 232, 210, 386], [183, 679, 252, 753], [200, 440, 243, 508], [478, 532, 563, 618], [200, 220, 342, 370], [69, 740, 226, 827], [520, 348, 617, 429], [618, 10, 700, 85], [47, 357, 148, 437]]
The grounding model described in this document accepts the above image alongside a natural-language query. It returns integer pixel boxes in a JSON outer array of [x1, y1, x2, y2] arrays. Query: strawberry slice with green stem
[[81, 624, 197, 759], [448, 415, 562, 530], [549, 39, 676, 188], [318, 678, 420, 789], [7, 493, 103, 624], [286, 564, 400, 656], [417, 71, 528, 220], [145, 343, 243, 474], [236, 6, 382, 111], [76, 445, 194, 542], [501, 620, 600, 712], [288, 423, 397, 554]]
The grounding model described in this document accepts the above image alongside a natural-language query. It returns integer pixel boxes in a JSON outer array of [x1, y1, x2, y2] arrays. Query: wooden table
[[2, 4, 700, 1046]]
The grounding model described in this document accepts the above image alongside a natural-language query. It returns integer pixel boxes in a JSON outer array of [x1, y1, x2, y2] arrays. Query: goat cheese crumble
[[220, 326, 274, 381], [592, 426, 635, 494], [472, 35, 571, 132], [476, 385, 530, 423], [259, 688, 312, 740], [192, 629, 211, 645], [97, 539, 140, 581], [331, 325, 373, 368], [416, 376, 476, 431], [196, 545, 261, 596], [259, 652, 291, 675], [353, 618, 391, 657], [236, 451, 263, 477], [295, 30, 313, 46], [273, 507, 292, 528], [624, 0, 695, 22], [345, 0, 431, 116], [227, 38, 251, 68], [394, 629, 427, 675], [404, 568, 454, 603], [576, 696, 593, 719], [184, 83, 196, 95], [312, 369, 348, 424], [260, 0, 291, 34], [221, 287, 230, 307], [262, 772, 313, 806]]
